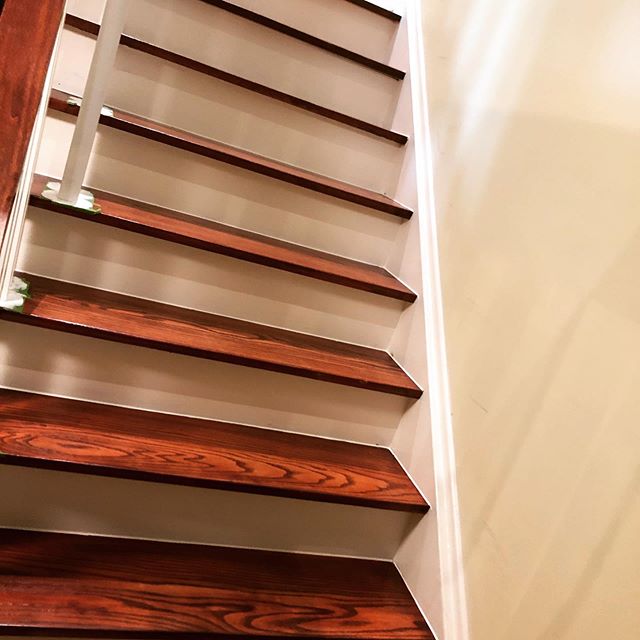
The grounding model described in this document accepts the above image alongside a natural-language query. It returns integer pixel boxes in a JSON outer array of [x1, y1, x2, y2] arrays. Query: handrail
[[0, 0, 66, 308]]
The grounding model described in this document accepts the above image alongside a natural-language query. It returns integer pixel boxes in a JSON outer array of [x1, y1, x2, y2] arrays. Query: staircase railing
[[0, 0, 66, 309], [0, 0, 127, 310]]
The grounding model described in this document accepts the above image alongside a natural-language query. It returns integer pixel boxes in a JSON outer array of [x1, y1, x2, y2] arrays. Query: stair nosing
[[0, 383, 396, 447], [344, 0, 403, 22], [0, 389, 428, 513], [48, 89, 413, 220], [0, 529, 436, 639], [65, 14, 408, 146], [2, 272, 423, 398], [30, 174, 417, 303], [198, 0, 406, 80]]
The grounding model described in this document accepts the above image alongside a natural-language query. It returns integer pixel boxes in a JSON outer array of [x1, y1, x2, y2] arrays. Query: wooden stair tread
[[65, 14, 408, 145], [199, 0, 406, 80], [0, 388, 428, 512], [0, 529, 434, 638], [30, 174, 417, 303], [49, 89, 413, 219], [0, 273, 422, 398], [344, 0, 402, 21]]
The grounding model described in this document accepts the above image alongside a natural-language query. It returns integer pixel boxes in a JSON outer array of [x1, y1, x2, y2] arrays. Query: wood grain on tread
[[199, 0, 405, 80], [344, 0, 402, 21], [0, 389, 428, 512], [48, 89, 413, 219], [30, 175, 416, 303], [64, 14, 408, 145], [0, 273, 422, 398], [0, 529, 435, 639], [0, 0, 65, 246]]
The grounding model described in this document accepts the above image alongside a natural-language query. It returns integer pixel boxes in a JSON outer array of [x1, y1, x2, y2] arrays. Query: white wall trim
[[404, 2, 470, 638]]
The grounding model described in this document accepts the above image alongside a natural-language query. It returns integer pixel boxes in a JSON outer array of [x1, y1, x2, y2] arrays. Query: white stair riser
[[0, 322, 407, 445], [0, 465, 416, 559], [225, 0, 399, 61], [67, 0, 402, 127], [36, 114, 401, 266], [21, 207, 404, 349], [54, 28, 405, 194]]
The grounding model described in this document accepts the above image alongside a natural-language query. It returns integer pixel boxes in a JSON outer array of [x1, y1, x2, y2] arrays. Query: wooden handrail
[[0, 0, 65, 248]]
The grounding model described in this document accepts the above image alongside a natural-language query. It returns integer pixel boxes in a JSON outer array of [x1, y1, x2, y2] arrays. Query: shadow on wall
[[423, 0, 640, 638]]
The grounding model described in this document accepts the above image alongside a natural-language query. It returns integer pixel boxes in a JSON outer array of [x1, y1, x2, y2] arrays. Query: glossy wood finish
[[30, 175, 416, 303], [0, 389, 428, 512], [199, 0, 405, 80], [0, 529, 435, 639], [65, 14, 408, 145], [0, 273, 422, 398], [49, 89, 413, 219], [344, 0, 402, 22], [0, 0, 65, 245]]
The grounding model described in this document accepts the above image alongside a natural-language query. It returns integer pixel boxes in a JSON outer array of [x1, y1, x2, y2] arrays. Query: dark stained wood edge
[[198, 0, 406, 80], [0, 0, 65, 248], [343, 0, 402, 22], [0, 455, 428, 513], [0, 632, 433, 640], [0, 389, 428, 512], [4, 273, 423, 398], [64, 14, 408, 145], [48, 89, 413, 219], [0, 529, 435, 640], [29, 175, 417, 303], [0, 632, 434, 640]]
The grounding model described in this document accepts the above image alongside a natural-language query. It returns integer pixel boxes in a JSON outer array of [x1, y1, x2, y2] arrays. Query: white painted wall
[[423, 0, 640, 638]]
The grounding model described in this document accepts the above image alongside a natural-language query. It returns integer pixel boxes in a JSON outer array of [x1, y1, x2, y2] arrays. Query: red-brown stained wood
[[48, 89, 412, 219], [199, 0, 405, 80], [0, 529, 435, 639], [30, 175, 416, 303], [64, 14, 408, 145], [0, 273, 422, 398], [344, 0, 402, 21], [0, 388, 428, 512], [0, 0, 65, 246]]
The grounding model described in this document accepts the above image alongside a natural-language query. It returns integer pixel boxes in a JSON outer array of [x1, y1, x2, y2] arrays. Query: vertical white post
[[53, 0, 128, 206], [0, 12, 65, 309]]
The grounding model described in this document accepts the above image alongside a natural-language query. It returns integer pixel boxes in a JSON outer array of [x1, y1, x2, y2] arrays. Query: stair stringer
[[384, 3, 470, 639]]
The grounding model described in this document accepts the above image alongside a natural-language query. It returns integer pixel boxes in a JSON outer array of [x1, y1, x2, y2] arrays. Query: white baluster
[[43, 0, 128, 210]]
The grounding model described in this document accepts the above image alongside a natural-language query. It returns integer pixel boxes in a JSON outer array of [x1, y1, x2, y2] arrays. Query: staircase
[[0, 0, 440, 638]]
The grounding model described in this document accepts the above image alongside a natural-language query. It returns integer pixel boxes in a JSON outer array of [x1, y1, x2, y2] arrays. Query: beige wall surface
[[422, 0, 640, 638]]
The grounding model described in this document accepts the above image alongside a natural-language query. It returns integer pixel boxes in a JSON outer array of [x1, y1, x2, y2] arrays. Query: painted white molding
[[362, 0, 405, 13], [404, 1, 470, 638]]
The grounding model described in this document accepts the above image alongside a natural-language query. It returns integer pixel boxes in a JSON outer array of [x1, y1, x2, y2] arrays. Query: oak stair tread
[[49, 89, 413, 219], [344, 0, 402, 21], [0, 388, 428, 512], [199, 0, 406, 80], [30, 174, 417, 303], [0, 529, 435, 639], [0, 273, 422, 398], [65, 14, 408, 145]]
